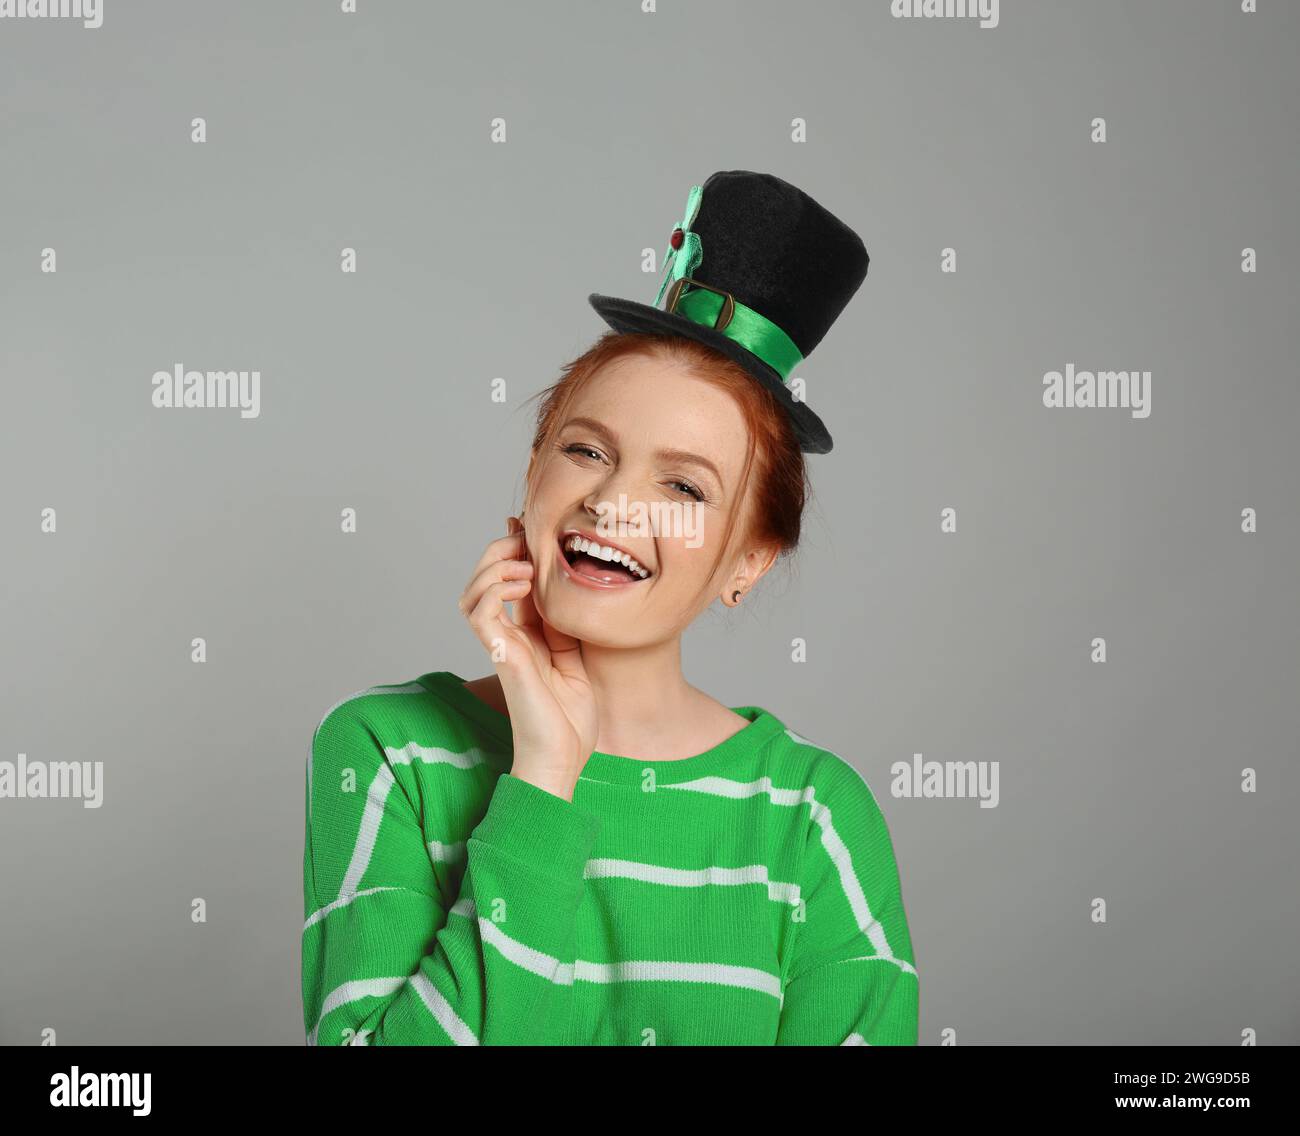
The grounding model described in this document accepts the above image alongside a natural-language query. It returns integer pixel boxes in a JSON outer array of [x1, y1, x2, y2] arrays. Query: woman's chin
[[535, 588, 638, 642]]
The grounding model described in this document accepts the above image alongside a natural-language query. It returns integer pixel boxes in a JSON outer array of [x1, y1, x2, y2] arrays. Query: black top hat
[[588, 170, 869, 455]]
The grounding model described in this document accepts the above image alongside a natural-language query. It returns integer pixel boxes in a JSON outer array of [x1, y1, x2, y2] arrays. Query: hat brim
[[588, 292, 833, 455]]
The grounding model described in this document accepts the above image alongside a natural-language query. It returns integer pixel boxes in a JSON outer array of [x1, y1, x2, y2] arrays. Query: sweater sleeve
[[301, 704, 600, 1046], [774, 763, 919, 1046]]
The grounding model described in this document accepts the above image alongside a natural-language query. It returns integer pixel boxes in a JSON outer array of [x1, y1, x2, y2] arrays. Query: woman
[[301, 171, 919, 1045]]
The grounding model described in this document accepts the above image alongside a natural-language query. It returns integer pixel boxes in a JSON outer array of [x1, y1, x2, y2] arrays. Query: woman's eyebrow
[[654, 447, 722, 484], [562, 416, 616, 443], [561, 417, 722, 484]]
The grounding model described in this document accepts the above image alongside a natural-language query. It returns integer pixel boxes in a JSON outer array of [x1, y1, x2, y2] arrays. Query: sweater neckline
[[418, 670, 783, 786]]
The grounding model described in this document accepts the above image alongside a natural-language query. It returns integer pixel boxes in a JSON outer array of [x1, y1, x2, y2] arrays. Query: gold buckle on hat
[[664, 276, 735, 331]]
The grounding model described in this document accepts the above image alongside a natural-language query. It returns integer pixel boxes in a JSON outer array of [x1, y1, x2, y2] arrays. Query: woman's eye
[[562, 443, 704, 502]]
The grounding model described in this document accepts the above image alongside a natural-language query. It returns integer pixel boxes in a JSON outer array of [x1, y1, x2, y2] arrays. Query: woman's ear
[[721, 542, 780, 605], [747, 541, 780, 584]]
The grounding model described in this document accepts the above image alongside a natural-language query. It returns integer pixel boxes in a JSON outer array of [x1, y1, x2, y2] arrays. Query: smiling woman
[[302, 171, 920, 1046], [516, 333, 808, 632]]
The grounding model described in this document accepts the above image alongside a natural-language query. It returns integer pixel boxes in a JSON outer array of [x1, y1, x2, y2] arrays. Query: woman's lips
[[555, 538, 650, 590]]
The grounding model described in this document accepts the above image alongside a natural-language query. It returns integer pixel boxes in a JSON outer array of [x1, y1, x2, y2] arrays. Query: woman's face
[[523, 353, 773, 647]]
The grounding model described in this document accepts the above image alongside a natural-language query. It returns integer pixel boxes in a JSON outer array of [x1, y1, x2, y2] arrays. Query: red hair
[[520, 330, 811, 597]]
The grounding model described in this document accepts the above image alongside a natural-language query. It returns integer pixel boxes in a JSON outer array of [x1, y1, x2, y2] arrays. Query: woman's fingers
[[458, 515, 553, 674], [508, 562, 544, 632], [465, 577, 535, 663], [457, 556, 533, 618], [465, 531, 529, 585], [456, 519, 597, 780]]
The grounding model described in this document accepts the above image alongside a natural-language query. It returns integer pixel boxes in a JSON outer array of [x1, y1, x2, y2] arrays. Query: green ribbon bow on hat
[[653, 184, 704, 308]]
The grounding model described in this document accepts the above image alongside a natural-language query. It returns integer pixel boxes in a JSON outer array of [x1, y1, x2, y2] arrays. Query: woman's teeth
[[563, 534, 650, 579]]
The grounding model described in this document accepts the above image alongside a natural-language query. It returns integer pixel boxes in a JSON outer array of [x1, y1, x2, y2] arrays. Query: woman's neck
[[467, 638, 746, 760]]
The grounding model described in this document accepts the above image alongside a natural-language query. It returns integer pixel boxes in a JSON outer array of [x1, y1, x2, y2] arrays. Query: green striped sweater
[[301, 671, 919, 1045]]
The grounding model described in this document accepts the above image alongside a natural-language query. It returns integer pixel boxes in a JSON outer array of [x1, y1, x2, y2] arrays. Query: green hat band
[[667, 283, 804, 383]]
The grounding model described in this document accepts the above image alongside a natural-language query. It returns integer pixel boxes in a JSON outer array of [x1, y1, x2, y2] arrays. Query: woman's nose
[[586, 480, 651, 531]]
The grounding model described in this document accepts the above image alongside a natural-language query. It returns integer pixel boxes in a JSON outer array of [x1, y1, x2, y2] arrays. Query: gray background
[[2, 0, 1297, 1045]]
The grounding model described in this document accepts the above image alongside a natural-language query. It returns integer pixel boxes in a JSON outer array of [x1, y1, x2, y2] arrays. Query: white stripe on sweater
[[384, 741, 493, 769], [450, 897, 782, 998], [583, 858, 801, 906], [304, 851, 799, 931], [336, 744, 492, 899], [339, 763, 399, 896], [408, 973, 480, 1045], [807, 795, 902, 963], [307, 976, 405, 1045], [574, 958, 782, 999], [473, 904, 576, 985], [307, 682, 430, 824], [303, 885, 401, 932], [841, 953, 919, 975], [407, 845, 801, 904], [786, 728, 885, 811], [662, 769, 917, 978], [427, 839, 466, 863], [307, 974, 478, 1046]]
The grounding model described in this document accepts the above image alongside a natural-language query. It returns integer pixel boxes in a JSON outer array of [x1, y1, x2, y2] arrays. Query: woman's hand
[[458, 515, 597, 800]]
